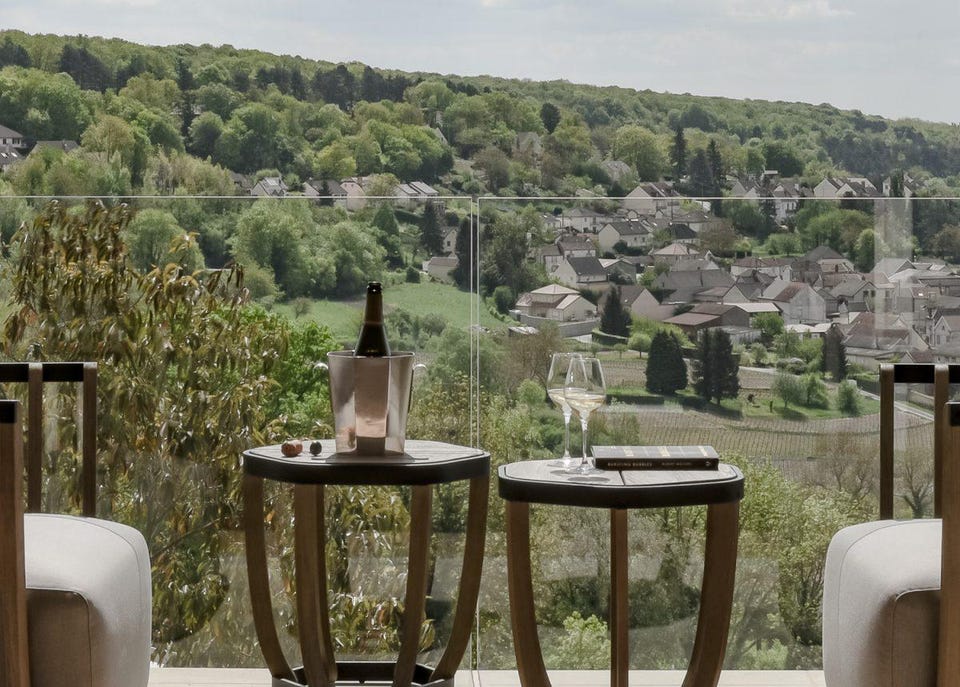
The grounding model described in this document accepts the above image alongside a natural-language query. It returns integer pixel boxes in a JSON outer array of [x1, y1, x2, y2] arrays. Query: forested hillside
[[2, 28, 960, 203]]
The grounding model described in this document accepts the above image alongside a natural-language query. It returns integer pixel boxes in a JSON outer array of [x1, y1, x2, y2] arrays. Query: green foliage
[[543, 613, 610, 670], [611, 124, 665, 181], [419, 201, 443, 255], [599, 284, 631, 337], [492, 285, 514, 314], [124, 208, 203, 272], [836, 379, 863, 416], [645, 330, 687, 395], [230, 200, 312, 298], [540, 102, 560, 134], [692, 328, 740, 404], [821, 325, 848, 380], [802, 373, 829, 409], [727, 454, 868, 651], [764, 232, 803, 255], [772, 370, 805, 409], [630, 316, 690, 348], [516, 378, 545, 407], [2, 201, 288, 661], [0, 67, 93, 140]]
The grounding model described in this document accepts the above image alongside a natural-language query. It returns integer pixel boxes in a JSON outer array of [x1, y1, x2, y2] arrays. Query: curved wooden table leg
[[394, 485, 433, 687], [610, 509, 629, 687], [682, 501, 739, 687], [243, 474, 295, 683], [295, 485, 334, 687], [431, 475, 490, 681], [506, 500, 551, 687], [313, 486, 337, 686]]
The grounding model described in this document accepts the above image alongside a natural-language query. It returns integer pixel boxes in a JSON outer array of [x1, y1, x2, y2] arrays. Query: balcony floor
[[149, 668, 827, 686]]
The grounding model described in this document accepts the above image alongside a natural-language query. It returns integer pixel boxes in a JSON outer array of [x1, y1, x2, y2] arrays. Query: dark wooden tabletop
[[243, 439, 489, 486], [498, 460, 744, 508]]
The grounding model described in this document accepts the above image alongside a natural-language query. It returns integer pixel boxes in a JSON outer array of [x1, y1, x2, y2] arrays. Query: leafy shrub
[[802, 373, 830, 409], [405, 265, 421, 283], [837, 379, 863, 416], [492, 285, 515, 314]]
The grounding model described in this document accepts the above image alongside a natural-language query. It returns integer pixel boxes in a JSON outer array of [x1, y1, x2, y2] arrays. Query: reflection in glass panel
[[0, 193, 480, 669], [0, 186, 956, 674], [473, 194, 950, 672]]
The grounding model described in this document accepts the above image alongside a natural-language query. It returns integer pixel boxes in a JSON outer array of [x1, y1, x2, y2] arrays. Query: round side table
[[498, 459, 744, 687], [243, 440, 490, 687]]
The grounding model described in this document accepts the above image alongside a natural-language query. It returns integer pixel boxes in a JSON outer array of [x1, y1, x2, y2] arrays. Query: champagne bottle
[[354, 281, 391, 356]]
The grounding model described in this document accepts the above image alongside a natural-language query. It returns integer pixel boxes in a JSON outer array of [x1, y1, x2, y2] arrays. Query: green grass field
[[274, 281, 508, 341]]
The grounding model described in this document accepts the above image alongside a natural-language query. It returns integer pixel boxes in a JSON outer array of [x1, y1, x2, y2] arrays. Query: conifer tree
[[646, 331, 687, 394], [419, 201, 443, 255], [693, 329, 740, 403], [671, 125, 687, 179], [822, 325, 848, 380], [600, 285, 631, 337]]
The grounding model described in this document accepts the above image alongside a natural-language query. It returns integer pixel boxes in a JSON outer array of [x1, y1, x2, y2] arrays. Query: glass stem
[[562, 410, 572, 459], [580, 413, 590, 467]]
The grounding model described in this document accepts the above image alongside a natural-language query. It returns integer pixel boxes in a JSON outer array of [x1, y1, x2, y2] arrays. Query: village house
[[650, 242, 703, 266], [557, 236, 596, 259], [622, 181, 683, 214], [554, 256, 609, 291], [0, 124, 25, 148], [813, 175, 882, 199], [598, 257, 637, 283], [671, 255, 720, 272], [421, 256, 458, 284], [514, 284, 596, 321], [609, 285, 674, 321], [653, 268, 735, 304], [832, 278, 877, 312], [596, 220, 651, 253], [442, 227, 458, 255], [930, 313, 960, 348], [303, 179, 347, 206], [667, 222, 698, 245], [250, 176, 287, 197], [730, 257, 791, 279], [842, 312, 927, 366], [338, 178, 367, 210], [0, 145, 21, 173], [668, 208, 724, 234], [872, 257, 916, 280], [761, 280, 826, 325], [534, 243, 563, 273], [559, 207, 609, 233], [731, 176, 810, 222]]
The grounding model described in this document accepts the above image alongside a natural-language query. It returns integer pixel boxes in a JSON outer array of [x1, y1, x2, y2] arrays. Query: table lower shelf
[[273, 662, 453, 687]]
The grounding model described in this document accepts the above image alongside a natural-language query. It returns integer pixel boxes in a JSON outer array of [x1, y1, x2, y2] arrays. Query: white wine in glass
[[564, 356, 606, 474], [546, 352, 580, 468]]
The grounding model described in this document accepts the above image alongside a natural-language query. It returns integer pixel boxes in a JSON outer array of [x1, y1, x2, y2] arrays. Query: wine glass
[[564, 356, 606, 474], [546, 352, 581, 468]]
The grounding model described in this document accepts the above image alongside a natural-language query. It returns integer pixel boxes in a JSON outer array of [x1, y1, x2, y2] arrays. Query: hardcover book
[[592, 445, 719, 471]]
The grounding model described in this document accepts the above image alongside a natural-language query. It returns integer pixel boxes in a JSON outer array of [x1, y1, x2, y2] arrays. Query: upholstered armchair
[[823, 363, 960, 687], [0, 363, 151, 687]]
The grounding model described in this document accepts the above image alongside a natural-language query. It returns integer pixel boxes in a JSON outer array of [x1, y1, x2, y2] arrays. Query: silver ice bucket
[[319, 351, 418, 456]]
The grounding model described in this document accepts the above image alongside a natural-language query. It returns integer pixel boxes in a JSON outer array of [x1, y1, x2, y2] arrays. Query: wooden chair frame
[[879, 363, 954, 518], [0, 362, 98, 687], [941, 401, 960, 687]]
